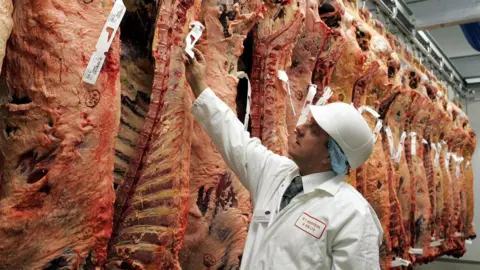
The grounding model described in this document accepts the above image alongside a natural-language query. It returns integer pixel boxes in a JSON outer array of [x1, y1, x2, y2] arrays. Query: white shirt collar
[[290, 170, 338, 194]]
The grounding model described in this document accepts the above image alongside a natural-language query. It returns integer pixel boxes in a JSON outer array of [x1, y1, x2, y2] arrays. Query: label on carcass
[[466, 240, 473, 245], [466, 161, 471, 170], [315, 86, 332, 106], [297, 84, 317, 126], [83, 52, 106, 85], [409, 132, 417, 156], [278, 70, 296, 116], [391, 258, 411, 267], [237, 72, 251, 131], [430, 239, 443, 247], [454, 232, 464, 237], [358, 106, 380, 118], [395, 132, 407, 163], [423, 139, 428, 144], [384, 126, 396, 160], [185, 21, 205, 59], [373, 120, 383, 143], [409, 248, 424, 255], [83, 0, 126, 84]]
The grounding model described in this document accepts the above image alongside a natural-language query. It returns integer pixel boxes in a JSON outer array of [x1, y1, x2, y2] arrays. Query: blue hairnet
[[328, 138, 349, 175]]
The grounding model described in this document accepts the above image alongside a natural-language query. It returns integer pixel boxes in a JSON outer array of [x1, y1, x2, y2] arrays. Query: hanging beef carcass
[[250, 0, 305, 154], [0, 0, 121, 268], [0, 0, 12, 72], [445, 103, 469, 257], [177, 1, 261, 269], [437, 100, 457, 255], [404, 92, 433, 262], [322, 1, 367, 104], [285, 0, 332, 150], [422, 83, 446, 261], [463, 123, 476, 240], [107, 0, 198, 268], [381, 89, 416, 263], [349, 16, 398, 269]]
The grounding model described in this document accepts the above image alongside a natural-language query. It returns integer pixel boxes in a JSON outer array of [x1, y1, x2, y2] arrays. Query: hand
[[184, 47, 208, 97]]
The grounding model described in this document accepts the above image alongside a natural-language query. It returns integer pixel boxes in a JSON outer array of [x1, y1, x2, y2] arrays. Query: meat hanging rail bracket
[[82, 0, 126, 84], [185, 21, 205, 59]]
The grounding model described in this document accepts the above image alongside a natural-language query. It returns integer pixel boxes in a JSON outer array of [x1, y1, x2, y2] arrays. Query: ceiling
[[405, 0, 480, 91]]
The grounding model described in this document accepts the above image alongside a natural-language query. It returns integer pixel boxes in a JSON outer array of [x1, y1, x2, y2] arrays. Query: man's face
[[289, 115, 330, 164]]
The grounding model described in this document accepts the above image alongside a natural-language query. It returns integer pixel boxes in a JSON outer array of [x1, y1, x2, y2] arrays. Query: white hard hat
[[309, 102, 374, 169]]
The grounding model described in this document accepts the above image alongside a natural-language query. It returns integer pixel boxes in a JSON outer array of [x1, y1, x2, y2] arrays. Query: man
[[184, 48, 383, 270]]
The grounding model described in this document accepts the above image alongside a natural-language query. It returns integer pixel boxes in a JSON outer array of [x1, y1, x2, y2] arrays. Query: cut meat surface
[[0, 0, 120, 268], [108, 0, 197, 269], [0, 0, 12, 72], [250, 0, 305, 154], [178, 2, 260, 269]]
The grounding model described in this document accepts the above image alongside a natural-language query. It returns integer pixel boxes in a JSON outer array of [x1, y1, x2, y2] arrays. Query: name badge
[[253, 209, 272, 223], [295, 212, 326, 239]]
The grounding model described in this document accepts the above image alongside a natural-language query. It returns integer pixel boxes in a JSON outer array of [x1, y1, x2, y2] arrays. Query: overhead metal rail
[[365, 0, 473, 99]]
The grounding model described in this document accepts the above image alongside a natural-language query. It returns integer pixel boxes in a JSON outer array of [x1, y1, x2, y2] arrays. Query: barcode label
[[108, 2, 126, 25], [83, 52, 106, 84]]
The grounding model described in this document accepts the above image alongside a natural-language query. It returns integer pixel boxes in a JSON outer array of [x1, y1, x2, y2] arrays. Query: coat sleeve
[[331, 205, 382, 270], [191, 88, 292, 200]]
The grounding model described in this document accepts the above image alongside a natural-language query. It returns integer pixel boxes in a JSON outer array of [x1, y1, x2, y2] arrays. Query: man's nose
[[295, 125, 304, 136]]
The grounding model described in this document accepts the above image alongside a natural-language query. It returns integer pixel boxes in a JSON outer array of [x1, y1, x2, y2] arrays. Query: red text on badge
[[294, 212, 327, 239]]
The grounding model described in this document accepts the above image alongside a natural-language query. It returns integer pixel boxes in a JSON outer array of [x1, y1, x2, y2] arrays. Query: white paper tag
[[294, 212, 327, 239], [466, 239, 473, 245], [185, 21, 205, 58], [297, 84, 317, 126], [278, 70, 296, 116], [373, 120, 383, 143], [83, 52, 107, 85], [358, 106, 380, 119], [430, 240, 443, 247], [391, 258, 411, 267], [83, 0, 126, 84], [409, 132, 417, 156], [394, 132, 407, 163], [454, 232, 464, 237], [237, 72, 251, 131], [315, 86, 332, 106], [423, 139, 428, 144], [466, 161, 471, 169], [384, 126, 396, 160], [409, 248, 424, 255], [252, 209, 273, 223]]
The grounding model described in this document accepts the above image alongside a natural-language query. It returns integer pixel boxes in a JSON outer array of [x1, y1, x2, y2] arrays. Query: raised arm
[[184, 48, 292, 200]]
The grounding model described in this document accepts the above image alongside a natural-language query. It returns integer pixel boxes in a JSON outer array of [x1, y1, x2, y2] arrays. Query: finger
[[183, 53, 193, 66], [192, 48, 205, 63]]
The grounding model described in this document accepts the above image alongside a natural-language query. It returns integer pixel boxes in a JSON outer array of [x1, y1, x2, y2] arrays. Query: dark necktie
[[280, 176, 303, 211]]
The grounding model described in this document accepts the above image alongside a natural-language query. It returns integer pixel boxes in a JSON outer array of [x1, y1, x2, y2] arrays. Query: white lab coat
[[191, 88, 383, 270]]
